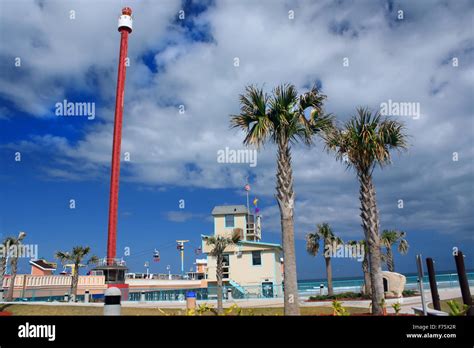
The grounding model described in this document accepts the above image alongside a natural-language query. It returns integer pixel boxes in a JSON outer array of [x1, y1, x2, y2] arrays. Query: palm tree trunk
[[325, 257, 333, 296], [6, 257, 18, 301], [386, 246, 395, 272], [0, 257, 6, 294], [359, 171, 384, 315], [276, 139, 300, 315], [216, 254, 224, 315], [71, 264, 80, 302], [362, 254, 371, 296]]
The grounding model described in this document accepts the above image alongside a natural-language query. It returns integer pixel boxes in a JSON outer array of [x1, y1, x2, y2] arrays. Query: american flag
[[244, 184, 250, 191]]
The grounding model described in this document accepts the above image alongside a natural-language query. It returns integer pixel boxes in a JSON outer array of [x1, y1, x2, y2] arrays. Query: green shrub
[[392, 302, 402, 315], [402, 289, 418, 297], [446, 300, 469, 316], [309, 291, 370, 301], [331, 300, 350, 316]]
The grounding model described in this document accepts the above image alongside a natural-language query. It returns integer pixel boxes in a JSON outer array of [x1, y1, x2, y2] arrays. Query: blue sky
[[0, 0, 473, 280]]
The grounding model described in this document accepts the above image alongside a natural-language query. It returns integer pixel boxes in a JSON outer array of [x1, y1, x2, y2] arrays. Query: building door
[[262, 282, 274, 298], [383, 278, 388, 292]]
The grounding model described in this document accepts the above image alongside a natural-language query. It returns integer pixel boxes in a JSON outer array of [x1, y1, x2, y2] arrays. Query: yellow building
[[202, 205, 283, 298]]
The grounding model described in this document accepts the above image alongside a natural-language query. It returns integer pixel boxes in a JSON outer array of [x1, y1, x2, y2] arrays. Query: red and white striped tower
[[106, 7, 133, 265]]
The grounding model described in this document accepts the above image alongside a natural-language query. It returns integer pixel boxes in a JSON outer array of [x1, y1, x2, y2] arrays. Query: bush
[[402, 289, 418, 297], [331, 300, 350, 316], [309, 291, 370, 301]]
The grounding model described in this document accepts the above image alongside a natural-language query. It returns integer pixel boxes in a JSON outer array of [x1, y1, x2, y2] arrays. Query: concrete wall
[[31, 267, 53, 276]]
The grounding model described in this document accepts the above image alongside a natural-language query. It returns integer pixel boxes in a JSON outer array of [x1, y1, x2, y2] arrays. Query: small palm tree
[[322, 107, 408, 314], [306, 223, 343, 296], [347, 239, 371, 295], [55, 246, 98, 302], [331, 300, 350, 316], [5, 232, 26, 301], [231, 84, 332, 315], [203, 231, 241, 315], [446, 300, 469, 316], [381, 230, 409, 272]]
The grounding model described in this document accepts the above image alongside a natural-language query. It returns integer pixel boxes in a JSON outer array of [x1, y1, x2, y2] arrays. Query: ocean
[[297, 270, 474, 295]]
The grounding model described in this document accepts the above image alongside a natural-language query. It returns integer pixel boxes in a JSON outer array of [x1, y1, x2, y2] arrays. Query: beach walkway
[[2, 287, 470, 315]]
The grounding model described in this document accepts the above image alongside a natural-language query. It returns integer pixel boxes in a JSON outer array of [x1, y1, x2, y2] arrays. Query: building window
[[225, 214, 234, 228], [222, 254, 230, 266], [223, 254, 230, 279], [252, 251, 262, 266]]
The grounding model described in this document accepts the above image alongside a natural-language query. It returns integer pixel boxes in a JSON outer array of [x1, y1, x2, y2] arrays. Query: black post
[[426, 258, 441, 311], [454, 251, 473, 316]]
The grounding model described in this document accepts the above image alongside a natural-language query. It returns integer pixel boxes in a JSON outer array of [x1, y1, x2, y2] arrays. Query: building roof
[[239, 240, 282, 250], [29, 259, 57, 271], [211, 205, 248, 215]]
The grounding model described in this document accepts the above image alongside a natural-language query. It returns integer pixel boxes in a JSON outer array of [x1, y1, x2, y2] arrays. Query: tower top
[[118, 7, 133, 33]]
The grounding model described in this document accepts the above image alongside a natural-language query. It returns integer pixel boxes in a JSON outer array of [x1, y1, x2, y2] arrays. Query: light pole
[[176, 240, 189, 276], [166, 265, 171, 280], [144, 261, 149, 279]]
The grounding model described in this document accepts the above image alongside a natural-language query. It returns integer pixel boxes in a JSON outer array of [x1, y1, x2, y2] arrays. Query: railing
[[228, 279, 247, 298], [96, 258, 126, 267], [2, 275, 105, 289], [126, 273, 185, 280]]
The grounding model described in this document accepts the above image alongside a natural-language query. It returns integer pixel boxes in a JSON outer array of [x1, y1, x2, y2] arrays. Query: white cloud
[[1, 0, 473, 241]]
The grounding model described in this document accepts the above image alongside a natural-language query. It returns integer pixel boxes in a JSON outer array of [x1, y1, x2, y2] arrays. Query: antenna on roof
[[244, 177, 251, 215]]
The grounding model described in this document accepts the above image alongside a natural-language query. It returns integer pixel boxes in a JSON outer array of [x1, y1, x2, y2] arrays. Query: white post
[[84, 290, 90, 303], [320, 284, 324, 296], [104, 287, 121, 316], [140, 291, 146, 302], [144, 261, 149, 279]]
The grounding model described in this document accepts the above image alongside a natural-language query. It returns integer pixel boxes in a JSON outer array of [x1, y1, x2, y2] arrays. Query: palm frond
[[55, 251, 72, 263], [321, 107, 409, 173], [230, 85, 272, 148], [398, 237, 409, 254], [231, 83, 329, 149], [305, 232, 320, 256], [87, 255, 100, 265]]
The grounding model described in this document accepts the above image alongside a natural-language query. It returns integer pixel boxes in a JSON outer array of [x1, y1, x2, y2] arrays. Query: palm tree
[[5, 231, 26, 301], [347, 239, 371, 295], [381, 230, 409, 272], [55, 246, 98, 302], [306, 223, 343, 296], [0, 237, 14, 300], [231, 84, 332, 315], [322, 107, 408, 314], [203, 231, 241, 315]]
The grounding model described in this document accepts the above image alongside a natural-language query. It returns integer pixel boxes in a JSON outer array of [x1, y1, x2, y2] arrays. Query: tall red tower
[[94, 8, 133, 292], [106, 7, 133, 265]]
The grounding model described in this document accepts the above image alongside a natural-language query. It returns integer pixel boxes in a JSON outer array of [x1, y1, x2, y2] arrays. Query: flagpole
[[246, 190, 250, 214], [245, 177, 250, 214]]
